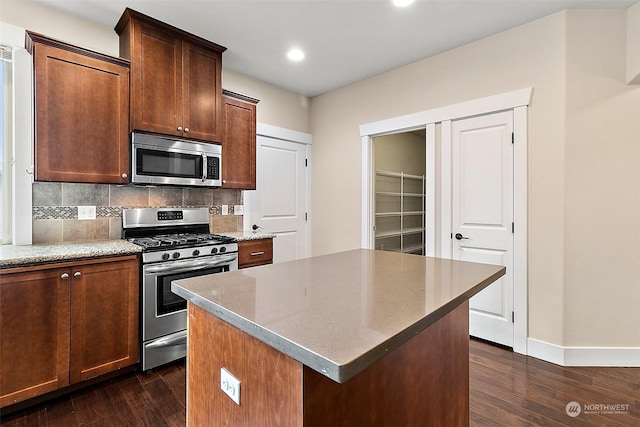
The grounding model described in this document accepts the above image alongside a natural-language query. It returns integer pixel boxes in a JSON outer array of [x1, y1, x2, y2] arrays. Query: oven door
[[141, 254, 237, 370]]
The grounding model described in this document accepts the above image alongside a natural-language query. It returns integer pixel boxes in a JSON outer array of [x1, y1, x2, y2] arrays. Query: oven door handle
[[145, 330, 187, 349], [145, 254, 238, 274]]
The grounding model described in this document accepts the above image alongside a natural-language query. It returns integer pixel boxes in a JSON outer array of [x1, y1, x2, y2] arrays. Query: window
[[0, 44, 13, 244]]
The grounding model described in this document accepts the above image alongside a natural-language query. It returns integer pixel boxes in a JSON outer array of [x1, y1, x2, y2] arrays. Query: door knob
[[252, 224, 261, 231], [455, 233, 469, 240]]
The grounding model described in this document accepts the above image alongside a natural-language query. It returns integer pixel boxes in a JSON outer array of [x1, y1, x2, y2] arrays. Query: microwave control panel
[[207, 157, 220, 179]]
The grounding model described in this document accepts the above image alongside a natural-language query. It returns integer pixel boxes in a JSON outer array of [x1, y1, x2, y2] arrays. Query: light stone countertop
[[0, 240, 142, 269], [220, 231, 277, 241], [172, 249, 505, 383]]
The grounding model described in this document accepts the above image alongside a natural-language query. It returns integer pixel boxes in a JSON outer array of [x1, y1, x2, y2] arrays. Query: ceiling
[[35, 0, 637, 97]]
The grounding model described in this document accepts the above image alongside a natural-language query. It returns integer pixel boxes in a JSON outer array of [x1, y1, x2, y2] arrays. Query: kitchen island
[[172, 249, 505, 426]]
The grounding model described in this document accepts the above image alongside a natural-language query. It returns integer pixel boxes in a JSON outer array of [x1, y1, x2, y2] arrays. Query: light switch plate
[[234, 205, 244, 215], [220, 367, 240, 405], [78, 206, 96, 220]]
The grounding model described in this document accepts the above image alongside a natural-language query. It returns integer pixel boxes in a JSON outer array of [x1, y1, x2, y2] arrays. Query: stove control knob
[[172, 252, 181, 259], [220, 246, 227, 253], [192, 249, 200, 257], [210, 247, 218, 254], [161, 253, 170, 261]]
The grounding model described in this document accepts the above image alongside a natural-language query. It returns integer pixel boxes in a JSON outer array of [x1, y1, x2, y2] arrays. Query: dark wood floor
[[1, 339, 638, 426]]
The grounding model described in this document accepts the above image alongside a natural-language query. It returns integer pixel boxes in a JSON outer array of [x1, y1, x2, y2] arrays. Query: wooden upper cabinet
[[130, 22, 182, 138], [116, 8, 226, 143], [26, 32, 130, 184], [222, 90, 259, 189]]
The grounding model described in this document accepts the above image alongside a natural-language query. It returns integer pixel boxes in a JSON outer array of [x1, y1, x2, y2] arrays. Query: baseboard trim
[[527, 338, 640, 367]]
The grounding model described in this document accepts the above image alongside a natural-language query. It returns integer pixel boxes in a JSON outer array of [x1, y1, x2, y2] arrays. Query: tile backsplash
[[32, 182, 243, 244]]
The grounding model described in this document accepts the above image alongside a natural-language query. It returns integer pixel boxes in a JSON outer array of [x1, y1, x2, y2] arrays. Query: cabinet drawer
[[238, 239, 273, 269]]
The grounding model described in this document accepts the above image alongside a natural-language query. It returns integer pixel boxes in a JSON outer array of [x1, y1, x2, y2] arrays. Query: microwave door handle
[[201, 153, 207, 182]]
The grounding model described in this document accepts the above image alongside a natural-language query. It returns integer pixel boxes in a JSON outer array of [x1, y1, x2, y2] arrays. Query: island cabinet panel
[[302, 302, 470, 427], [69, 258, 140, 384], [26, 32, 130, 184], [187, 302, 470, 426], [237, 238, 273, 269], [0, 255, 139, 408], [116, 8, 226, 143], [188, 304, 303, 427], [221, 91, 258, 189], [0, 267, 71, 408]]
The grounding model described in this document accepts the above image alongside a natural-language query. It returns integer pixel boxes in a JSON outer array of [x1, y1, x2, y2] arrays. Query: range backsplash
[[32, 182, 243, 244]]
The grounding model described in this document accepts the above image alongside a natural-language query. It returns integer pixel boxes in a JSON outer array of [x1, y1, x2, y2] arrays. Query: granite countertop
[[221, 231, 277, 241], [0, 240, 142, 269], [0, 232, 270, 269], [172, 249, 505, 383]]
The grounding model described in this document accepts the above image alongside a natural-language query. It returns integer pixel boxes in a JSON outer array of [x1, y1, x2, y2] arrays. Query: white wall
[[310, 10, 640, 350], [627, 1, 640, 84], [563, 11, 640, 347]]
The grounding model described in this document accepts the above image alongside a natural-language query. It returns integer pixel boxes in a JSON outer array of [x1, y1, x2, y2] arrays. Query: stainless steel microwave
[[131, 132, 222, 187]]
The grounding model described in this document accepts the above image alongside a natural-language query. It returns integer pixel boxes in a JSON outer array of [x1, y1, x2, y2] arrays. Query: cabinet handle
[[73, 271, 82, 278], [250, 251, 265, 256], [61, 273, 69, 279], [121, 173, 128, 179], [184, 127, 190, 133], [177, 126, 183, 132]]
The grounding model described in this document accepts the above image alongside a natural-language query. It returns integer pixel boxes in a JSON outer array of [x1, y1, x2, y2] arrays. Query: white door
[[247, 135, 309, 263], [451, 111, 514, 347]]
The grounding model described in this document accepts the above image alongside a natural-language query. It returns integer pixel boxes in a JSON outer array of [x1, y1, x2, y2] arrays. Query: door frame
[[359, 87, 532, 355], [243, 123, 313, 258]]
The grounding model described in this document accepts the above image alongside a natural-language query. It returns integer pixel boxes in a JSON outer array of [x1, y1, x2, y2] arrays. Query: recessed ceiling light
[[287, 48, 305, 62], [392, 0, 414, 7]]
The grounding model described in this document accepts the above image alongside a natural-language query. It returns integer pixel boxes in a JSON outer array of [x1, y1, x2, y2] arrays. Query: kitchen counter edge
[[220, 231, 277, 241], [0, 240, 142, 269]]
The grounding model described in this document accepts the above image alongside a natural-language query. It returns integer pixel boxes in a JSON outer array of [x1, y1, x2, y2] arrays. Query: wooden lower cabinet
[[0, 255, 139, 408], [0, 267, 71, 407], [69, 258, 139, 384], [238, 239, 273, 269]]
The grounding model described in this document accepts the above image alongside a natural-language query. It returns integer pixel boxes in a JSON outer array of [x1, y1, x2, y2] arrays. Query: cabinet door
[[69, 258, 139, 384], [131, 21, 183, 137], [182, 41, 223, 142], [0, 268, 70, 407], [221, 95, 257, 189], [32, 41, 129, 184]]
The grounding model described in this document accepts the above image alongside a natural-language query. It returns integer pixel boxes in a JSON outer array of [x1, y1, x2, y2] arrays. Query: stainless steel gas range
[[123, 207, 238, 370]]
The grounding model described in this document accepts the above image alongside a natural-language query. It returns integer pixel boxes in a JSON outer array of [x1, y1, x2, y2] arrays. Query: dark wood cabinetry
[[69, 258, 139, 384], [116, 8, 226, 143], [26, 32, 130, 184], [238, 239, 273, 269], [222, 90, 259, 189], [0, 256, 139, 408], [0, 267, 71, 407]]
